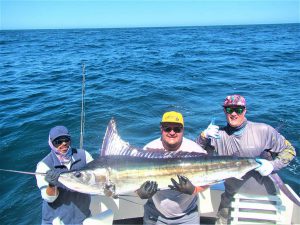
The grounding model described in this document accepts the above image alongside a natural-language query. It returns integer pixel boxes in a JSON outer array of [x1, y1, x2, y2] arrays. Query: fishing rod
[[1, 65, 87, 176], [80, 63, 86, 149]]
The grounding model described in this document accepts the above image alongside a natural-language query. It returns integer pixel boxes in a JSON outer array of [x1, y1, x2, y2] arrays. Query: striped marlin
[[57, 119, 260, 196]]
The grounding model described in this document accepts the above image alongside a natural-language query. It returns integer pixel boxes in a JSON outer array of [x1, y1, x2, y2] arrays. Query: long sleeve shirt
[[36, 150, 93, 202], [196, 120, 296, 171]]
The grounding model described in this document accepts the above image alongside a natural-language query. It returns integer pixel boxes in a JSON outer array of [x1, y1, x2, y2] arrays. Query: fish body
[[59, 119, 259, 196], [60, 155, 258, 195]]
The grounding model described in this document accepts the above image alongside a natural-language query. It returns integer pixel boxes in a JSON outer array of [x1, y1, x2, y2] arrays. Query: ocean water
[[0, 23, 299, 224]]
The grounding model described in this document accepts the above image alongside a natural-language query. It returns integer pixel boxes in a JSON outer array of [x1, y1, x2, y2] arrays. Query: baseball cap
[[49, 126, 71, 142], [161, 111, 184, 126], [223, 95, 246, 107]]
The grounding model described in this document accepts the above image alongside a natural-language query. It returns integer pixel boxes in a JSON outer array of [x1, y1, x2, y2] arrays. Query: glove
[[45, 169, 60, 187], [202, 121, 220, 139], [136, 181, 158, 199], [168, 175, 195, 195], [255, 158, 274, 176]]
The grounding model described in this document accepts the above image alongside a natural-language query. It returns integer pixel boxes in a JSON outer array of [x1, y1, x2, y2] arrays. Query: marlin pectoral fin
[[269, 173, 300, 206]]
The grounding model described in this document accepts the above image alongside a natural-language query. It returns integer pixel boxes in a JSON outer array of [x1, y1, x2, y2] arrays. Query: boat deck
[[113, 216, 216, 224], [87, 183, 300, 225]]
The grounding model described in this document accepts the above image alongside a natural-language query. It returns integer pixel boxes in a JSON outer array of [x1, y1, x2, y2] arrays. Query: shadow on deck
[[113, 216, 216, 225]]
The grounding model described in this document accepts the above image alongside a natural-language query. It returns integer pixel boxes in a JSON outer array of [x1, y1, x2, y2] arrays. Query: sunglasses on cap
[[52, 136, 71, 146], [225, 107, 245, 115], [162, 126, 183, 133]]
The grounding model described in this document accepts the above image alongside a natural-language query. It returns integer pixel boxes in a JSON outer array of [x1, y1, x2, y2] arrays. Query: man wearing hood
[[35, 126, 93, 225]]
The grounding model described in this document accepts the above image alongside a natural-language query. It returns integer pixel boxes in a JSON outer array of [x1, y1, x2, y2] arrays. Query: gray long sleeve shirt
[[196, 120, 296, 171]]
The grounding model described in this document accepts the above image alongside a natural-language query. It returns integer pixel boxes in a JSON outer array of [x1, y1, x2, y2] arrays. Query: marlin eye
[[74, 171, 82, 177]]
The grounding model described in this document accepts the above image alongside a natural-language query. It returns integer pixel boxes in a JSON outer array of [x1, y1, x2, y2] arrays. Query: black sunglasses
[[162, 126, 183, 133], [225, 107, 245, 115], [53, 136, 71, 146]]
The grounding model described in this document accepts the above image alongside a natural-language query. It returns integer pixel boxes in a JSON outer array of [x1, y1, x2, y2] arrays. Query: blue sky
[[1, 0, 299, 30]]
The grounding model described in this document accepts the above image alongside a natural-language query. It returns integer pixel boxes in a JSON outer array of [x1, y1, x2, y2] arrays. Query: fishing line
[[114, 194, 137, 197], [275, 120, 286, 132], [115, 196, 144, 206], [115, 188, 162, 198]]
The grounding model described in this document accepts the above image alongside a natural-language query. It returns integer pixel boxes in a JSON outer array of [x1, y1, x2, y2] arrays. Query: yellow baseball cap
[[161, 111, 184, 126]]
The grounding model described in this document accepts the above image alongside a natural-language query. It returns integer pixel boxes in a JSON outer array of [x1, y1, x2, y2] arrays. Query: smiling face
[[52, 136, 71, 154], [160, 122, 184, 151], [224, 106, 247, 127]]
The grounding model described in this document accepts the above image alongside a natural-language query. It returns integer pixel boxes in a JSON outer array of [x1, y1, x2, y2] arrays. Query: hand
[[136, 181, 158, 199], [169, 175, 195, 195], [45, 169, 60, 187], [255, 158, 274, 176], [202, 122, 220, 139]]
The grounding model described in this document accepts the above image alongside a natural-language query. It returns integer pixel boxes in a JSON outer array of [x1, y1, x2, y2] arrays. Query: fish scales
[[105, 156, 257, 193]]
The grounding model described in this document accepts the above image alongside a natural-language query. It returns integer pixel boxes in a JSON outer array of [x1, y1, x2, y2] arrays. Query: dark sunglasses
[[52, 136, 71, 146], [162, 126, 183, 133], [225, 107, 245, 115]]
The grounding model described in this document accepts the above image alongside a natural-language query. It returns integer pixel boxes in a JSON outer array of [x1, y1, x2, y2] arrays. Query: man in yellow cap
[[144, 111, 204, 152], [136, 111, 207, 225]]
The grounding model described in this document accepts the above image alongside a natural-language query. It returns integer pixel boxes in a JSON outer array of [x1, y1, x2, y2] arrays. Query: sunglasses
[[162, 126, 183, 133], [53, 136, 71, 146], [225, 107, 245, 115]]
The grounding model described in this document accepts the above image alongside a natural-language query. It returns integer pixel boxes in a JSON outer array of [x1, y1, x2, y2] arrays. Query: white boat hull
[[86, 183, 300, 224]]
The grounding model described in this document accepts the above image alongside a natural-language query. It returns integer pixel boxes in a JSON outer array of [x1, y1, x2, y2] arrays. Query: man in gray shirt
[[196, 94, 296, 224], [137, 111, 208, 225]]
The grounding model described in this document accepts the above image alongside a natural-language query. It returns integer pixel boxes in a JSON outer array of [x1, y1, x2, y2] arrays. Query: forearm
[[41, 186, 59, 202], [196, 132, 210, 148], [195, 134, 215, 155], [46, 186, 59, 196], [36, 162, 59, 202], [272, 140, 296, 171], [193, 185, 210, 194]]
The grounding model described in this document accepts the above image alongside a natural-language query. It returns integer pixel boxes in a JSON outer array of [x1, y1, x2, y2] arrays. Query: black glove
[[136, 181, 158, 199], [45, 169, 60, 187], [169, 175, 195, 195]]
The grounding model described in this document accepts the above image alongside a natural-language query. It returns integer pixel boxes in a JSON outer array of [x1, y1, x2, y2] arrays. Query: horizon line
[[1, 22, 299, 31]]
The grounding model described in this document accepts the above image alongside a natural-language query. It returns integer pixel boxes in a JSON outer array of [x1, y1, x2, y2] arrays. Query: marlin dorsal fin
[[100, 118, 131, 156], [100, 118, 207, 159]]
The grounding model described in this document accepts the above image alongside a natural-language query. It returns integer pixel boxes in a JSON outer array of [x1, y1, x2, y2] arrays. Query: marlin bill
[[58, 119, 260, 196]]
